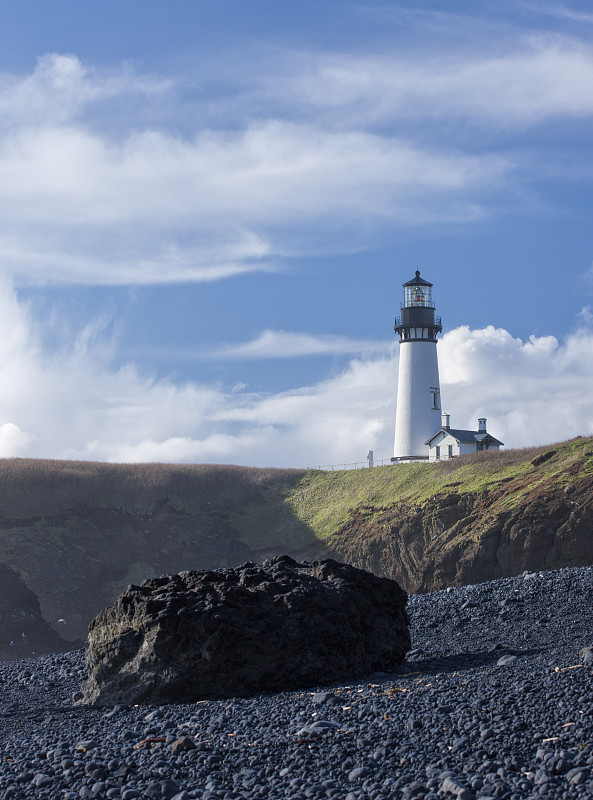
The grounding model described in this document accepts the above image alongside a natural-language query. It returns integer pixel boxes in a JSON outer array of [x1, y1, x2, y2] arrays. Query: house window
[[435, 446, 441, 460], [448, 445, 453, 458]]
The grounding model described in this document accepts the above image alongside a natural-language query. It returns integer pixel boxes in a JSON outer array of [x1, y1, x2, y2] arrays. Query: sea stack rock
[[80, 556, 410, 706], [0, 562, 72, 660]]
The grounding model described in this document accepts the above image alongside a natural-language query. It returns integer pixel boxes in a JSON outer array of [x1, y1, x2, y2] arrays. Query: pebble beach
[[1, 565, 593, 800]]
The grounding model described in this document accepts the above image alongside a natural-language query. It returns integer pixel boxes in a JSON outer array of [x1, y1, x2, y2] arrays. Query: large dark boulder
[[79, 556, 410, 705], [0, 562, 72, 660]]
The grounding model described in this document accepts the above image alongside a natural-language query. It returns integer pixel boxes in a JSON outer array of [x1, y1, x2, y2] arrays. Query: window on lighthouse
[[412, 288, 425, 306]]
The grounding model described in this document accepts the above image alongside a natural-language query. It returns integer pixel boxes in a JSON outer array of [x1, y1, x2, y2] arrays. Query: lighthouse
[[392, 270, 442, 463]]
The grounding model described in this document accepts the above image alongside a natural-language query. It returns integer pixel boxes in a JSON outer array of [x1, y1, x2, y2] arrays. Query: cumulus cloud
[[439, 325, 593, 450], [0, 423, 32, 457], [0, 285, 592, 468]]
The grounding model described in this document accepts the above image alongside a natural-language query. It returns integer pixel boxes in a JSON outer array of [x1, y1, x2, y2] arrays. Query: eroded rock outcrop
[[0, 562, 72, 660], [79, 556, 410, 706], [328, 470, 593, 593]]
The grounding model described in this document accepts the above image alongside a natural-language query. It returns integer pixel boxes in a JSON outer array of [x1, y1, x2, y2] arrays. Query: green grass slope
[[287, 437, 593, 542], [301, 437, 593, 591]]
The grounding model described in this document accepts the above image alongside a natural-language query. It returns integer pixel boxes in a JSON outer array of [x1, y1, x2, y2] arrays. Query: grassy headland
[[0, 436, 591, 640]]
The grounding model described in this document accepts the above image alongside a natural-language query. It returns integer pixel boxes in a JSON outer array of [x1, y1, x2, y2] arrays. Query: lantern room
[[403, 270, 435, 309]]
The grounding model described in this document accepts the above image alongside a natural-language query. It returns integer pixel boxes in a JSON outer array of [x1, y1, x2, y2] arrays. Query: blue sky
[[0, 0, 592, 466]]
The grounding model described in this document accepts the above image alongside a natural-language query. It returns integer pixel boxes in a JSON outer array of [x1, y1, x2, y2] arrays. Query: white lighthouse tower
[[392, 270, 442, 463]]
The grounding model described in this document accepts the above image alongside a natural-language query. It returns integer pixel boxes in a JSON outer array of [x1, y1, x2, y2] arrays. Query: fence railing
[[307, 458, 393, 471]]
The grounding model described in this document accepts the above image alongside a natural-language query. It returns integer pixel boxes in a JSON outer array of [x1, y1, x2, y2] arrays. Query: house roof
[[425, 428, 504, 446]]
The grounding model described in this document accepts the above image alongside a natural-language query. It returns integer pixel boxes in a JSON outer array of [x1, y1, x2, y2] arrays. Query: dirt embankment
[[327, 459, 593, 593]]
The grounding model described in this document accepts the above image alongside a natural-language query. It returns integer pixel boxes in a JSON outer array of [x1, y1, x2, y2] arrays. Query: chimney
[[478, 418, 487, 432], [442, 413, 450, 430]]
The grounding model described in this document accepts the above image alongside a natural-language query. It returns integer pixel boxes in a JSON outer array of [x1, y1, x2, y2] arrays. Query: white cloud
[[0, 230, 275, 286], [0, 37, 589, 287], [0, 53, 168, 129], [0, 123, 505, 228], [289, 36, 593, 128], [0, 284, 592, 468], [208, 330, 388, 359], [0, 423, 32, 457], [0, 55, 516, 286], [0, 119, 509, 286], [528, 4, 593, 25], [439, 325, 593, 449]]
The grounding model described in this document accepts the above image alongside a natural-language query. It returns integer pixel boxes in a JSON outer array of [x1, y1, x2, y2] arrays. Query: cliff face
[[0, 504, 258, 642], [0, 562, 72, 660], [327, 450, 593, 592], [0, 461, 320, 642]]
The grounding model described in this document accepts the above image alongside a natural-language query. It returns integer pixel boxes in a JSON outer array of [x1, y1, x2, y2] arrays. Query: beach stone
[[31, 773, 52, 788], [171, 737, 197, 752], [348, 766, 369, 781], [79, 556, 410, 705], [312, 691, 340, 705]]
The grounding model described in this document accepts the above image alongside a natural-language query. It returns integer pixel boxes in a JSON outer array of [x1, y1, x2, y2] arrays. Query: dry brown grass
[[0, 436, 588, 524], [0, 458, 306, 518]]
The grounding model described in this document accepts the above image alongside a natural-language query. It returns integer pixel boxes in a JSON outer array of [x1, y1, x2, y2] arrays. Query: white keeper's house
[[425, 414, 503, 462], [391, 269, 503, 463]]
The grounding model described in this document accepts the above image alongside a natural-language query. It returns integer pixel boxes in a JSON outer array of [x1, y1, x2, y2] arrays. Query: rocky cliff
[[0, 461, 320, 641], [326, 442, 593, 592], [0, 562, 72, 660]]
